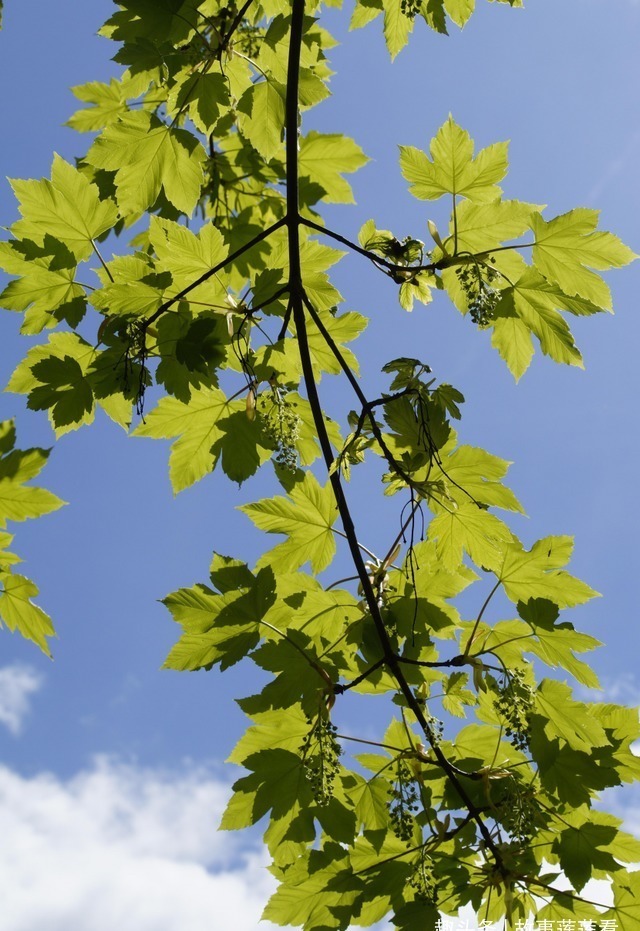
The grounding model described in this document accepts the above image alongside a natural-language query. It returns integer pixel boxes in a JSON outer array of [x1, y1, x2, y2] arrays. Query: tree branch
[[286, 0, 507, 878], [218, 0, 254, 54], [301, 216, 431, 274], [301, 291, 426, 495], [142, 217, 286, 329], [333, 658, 385, 694]]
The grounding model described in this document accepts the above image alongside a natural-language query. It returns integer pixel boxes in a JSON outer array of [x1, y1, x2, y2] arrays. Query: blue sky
[[0, 1, 639, 927]]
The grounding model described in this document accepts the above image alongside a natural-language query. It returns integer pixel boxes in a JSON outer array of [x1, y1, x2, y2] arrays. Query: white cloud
[[0, 757, 285, 931], [599, 672, 640, 706], [0, 753, 625, 931], [578, 672, 640, 707], [0, 664, 43, 735]]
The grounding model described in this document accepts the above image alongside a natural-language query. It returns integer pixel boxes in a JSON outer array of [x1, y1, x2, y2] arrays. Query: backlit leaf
[[86, 111, 206, 215]]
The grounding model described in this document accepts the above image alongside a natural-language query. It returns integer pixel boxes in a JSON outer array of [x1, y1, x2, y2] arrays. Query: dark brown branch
[[142, 218, 286, 329], [285, 0, 507, 879], [302, 215, 534, 275], [218, 0, 254, 54], [301, 216, 439, 276], [394, 652, 469, 670], [333, 658, 385, 694], [301, 292, 425, 494]]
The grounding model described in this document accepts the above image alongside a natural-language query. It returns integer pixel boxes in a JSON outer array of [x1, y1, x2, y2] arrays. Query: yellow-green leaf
[[10, 155, 118, 261]]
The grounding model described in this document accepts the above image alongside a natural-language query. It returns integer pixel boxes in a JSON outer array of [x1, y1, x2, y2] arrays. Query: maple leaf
[[240, 473, 338, 573], [400, 116, 508, 202], [10, 155, 118, 261], [86, 111, 206, 215]]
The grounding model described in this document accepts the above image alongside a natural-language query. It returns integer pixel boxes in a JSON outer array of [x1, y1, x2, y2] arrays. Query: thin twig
[[462, 580, 502, 658]]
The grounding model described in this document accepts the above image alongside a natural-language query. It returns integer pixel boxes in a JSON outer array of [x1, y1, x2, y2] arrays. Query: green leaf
[[133, 386, 273, 491], [497, 535, 599, 609], [0, 422, 16, 456], [299, 132, 369, 204], [163, 566, 276, 672], [237, 80, 286, 162], [67, 73, 149, 132], [0, 447, 64, 528], [350, 0, 383, 31], [349, 772, 390, 834], [442, 671, 475, 717], [428, 502, 513, 571], [535, 679, 608, 752], [10, 155, 118, 261], [306, 306, 368, 376], [431, 438, 524, 513], [605, 872, 640, 930], [553, 813, 620, 891], [6, 332, 114, 434], [149, 216, 229, 307], [398, 273, 434, 311], [0, 238, 86, 334], [228, 704, 311, 764], [400, 116, 508, 202], [266, 572, 360, 643], [0, 422, 62, 654], [154, 313, 227, 403], [444, 0, 475, 27], [449, 198, 537, 253], [262, 844, 362, 929], [518, 598, 601, 688], [454, 722, 521, 768], [494, 267, 608, 373], [531, 208, 637, 309], [220, 747, 312, 835], [0, 572, 55, 656], [28, 356, 94, 427], [490, 313, 534, 381], [240, 472, 338, 573], [86, 111, 206, 215], [167, 68, 231, 136], [381, 0, 414, 59]]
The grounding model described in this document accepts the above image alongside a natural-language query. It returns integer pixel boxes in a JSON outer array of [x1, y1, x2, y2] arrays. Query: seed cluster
[[456, 260, 501, 327], [299, 716, 342, 806], [493, 668, 533, 752], [389, 758, 420, 844], [424, 713, 444, 745], [500, 781, 538, 844], [124, 322, 149, 416], [259, 390, 301, 471], [409, 849, 438, 904]]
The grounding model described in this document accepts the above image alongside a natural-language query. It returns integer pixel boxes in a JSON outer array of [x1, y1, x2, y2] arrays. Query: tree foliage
[[1, 0, 638, 927]]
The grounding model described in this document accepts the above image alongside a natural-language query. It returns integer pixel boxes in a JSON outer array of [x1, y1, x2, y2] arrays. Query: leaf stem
[[301, 292, 424, 495], [91, 239, 114, 282], [333, 527, 380, 564], [452, 194, 459, 254], [325, 574, 359, 591], [335, 732, 404, 753], [462, 579, 502, 658]]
